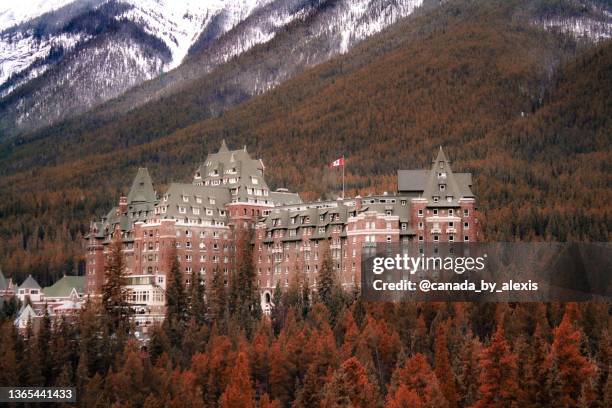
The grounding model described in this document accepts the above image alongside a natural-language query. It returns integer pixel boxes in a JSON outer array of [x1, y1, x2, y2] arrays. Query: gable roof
[[43, 275, 86, 298], [19, 275, 41, 290], [398, 147, 474, 206], [15, 304, 38, 324]]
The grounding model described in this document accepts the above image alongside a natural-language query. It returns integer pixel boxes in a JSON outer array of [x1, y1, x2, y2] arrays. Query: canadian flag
[[330, 157, 345, 167]]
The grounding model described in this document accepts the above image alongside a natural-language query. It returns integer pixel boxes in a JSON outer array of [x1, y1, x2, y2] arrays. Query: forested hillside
[[0, 0, 610, 285]]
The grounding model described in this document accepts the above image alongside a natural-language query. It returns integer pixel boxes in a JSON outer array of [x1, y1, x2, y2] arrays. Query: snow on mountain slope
[[0, 0, 274, 95], [116, 0, 274, 70], [0, 0, 75, 31]]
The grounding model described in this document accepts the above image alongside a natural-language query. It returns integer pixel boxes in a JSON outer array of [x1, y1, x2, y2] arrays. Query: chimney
[[355, 195, 362, 211], [118, 196, 128, 215]]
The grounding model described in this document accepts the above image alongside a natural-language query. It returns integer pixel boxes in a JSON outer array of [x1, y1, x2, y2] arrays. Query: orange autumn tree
[[321, 357, 379, 408], [434, 322, 458, 408], [388, 353, 448, 407], [473, 325, 519, 408], [219, 351, 256, 408], [386, 385, 423, 408], [547, 307, 597, 406]]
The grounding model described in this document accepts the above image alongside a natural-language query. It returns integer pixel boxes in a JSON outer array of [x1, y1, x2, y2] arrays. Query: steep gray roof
[[127, 168, 156, 203], [90, 168, 159, 242], [422, 147, 474, 207], [193, 140, 301, 206], [160, 183, 231, 223], [19, 275, 41, 290]]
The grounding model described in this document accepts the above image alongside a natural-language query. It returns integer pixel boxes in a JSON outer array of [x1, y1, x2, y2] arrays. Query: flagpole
[[342, 156, 345, 199]]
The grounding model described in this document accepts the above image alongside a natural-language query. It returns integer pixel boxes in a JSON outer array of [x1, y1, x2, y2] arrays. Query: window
[[418, 235, 424, 242], [401, 223, 407, 230], [464, 222, 469, 229], [193, 208, 200, 215], [182, 195, 189, 202], [440, 184, 446, 191], [418, 209, 424, 217], [209, 197, 215, 204], [449, 209, 454, 216], [449, 221, 454, 228], [433, 196, 439, 203], [449, 235, 454, 242], [464, 209, 469, 217], [433, 209, 438, 216], [196, 197, 202, 204], [401, 200, 407, 206], [179, 206, 186, 214], [433, 235, 439, 242], [419, 222, 424, 230], [464, 235, 470, 242], [386, 236, 392, 243], [447, 196, 453, 202]]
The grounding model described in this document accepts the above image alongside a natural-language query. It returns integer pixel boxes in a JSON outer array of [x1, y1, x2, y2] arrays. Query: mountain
[[0, 0, 427, 137], [0, 0, 610, 284]]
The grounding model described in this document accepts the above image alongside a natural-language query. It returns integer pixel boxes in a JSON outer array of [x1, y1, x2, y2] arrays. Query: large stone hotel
[[85, 141, 477, 324]]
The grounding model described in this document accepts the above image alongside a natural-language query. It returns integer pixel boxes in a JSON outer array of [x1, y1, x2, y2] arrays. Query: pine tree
[[473, 325, 519, 408], [317, 241, 335, 309], [37, 306, 53, 385], [209, 266, 228, 322], [434, 322, 458, 408], [165, 244, 188, 323], [24, 320, 44, 386], [230, 228, 260, 334], [389, 353, 448, 407], [164, 244, 188, 348], [547, 310, 597, 406], [321, 357, 378, 408], [219, 351, 256, 408], [189, 269, 207, 324], [0, 322, 19, 386], [386, 385, 423, 408], [102, 233, 131, 332]]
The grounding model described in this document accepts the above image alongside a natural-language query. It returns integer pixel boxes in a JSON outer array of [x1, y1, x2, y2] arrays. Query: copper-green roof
[[43, 275, 85, 298]]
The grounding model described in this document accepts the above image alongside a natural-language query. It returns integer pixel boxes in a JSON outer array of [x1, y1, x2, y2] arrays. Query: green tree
[[189, 269, 207, 324], [102, 233, 131, 332]]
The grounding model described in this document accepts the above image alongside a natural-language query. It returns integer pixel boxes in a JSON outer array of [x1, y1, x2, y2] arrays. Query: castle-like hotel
[[85, 141, 477, 325]]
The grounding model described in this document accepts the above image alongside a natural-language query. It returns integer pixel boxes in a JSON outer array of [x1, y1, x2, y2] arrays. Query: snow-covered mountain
[[1, 0, 610, 138], [0, 0, 428, 136], [0, 0, 275, 97]]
